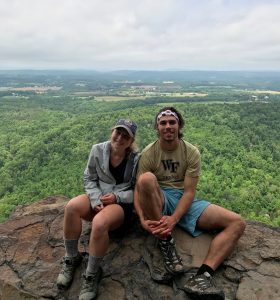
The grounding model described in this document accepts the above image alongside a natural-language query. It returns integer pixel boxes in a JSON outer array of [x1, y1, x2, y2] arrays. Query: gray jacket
[[84, 141, 139, 209]]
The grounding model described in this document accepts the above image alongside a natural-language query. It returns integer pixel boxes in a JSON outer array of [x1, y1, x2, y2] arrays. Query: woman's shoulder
[[89, 141, 110, 160], [91, 141, 110, 151], [127, 149, 140, 162]]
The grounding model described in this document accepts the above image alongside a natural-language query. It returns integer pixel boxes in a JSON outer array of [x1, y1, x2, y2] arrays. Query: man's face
[[157, 116, 179, 142]]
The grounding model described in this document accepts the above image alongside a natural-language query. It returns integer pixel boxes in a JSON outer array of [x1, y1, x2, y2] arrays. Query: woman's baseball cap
[[113, 119, 137, 137]]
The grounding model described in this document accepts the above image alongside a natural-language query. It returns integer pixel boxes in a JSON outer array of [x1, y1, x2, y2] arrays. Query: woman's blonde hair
[[110, 128, 138, 152]]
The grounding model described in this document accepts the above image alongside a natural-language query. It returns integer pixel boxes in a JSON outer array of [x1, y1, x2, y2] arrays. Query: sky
[[1, 0, 280, 71]]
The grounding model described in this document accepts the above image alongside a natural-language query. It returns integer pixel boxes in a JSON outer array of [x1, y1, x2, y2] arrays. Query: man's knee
[[224, 213, 246, 239], [137, 172, 158, 191], [234, 216, 246, 236]]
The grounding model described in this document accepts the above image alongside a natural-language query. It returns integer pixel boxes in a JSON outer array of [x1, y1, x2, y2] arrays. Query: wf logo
[[161, 160, 180, 173]]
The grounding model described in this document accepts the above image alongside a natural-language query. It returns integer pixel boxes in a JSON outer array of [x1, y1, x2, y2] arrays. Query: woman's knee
[[91, 216, 108, 237], [91, 205, 124, 236], [64, 199, 78, 215], [64, 194, 91, 217]]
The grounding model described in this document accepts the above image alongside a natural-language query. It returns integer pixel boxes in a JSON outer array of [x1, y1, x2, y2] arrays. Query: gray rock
[[0, 196, 279, 300]]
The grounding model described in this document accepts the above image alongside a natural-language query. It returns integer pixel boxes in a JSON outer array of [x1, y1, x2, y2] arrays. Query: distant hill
[[1, 69, 280, 90]]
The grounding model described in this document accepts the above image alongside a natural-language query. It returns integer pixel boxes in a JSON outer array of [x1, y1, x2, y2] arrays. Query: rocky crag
[[0, 196, 279, 300]]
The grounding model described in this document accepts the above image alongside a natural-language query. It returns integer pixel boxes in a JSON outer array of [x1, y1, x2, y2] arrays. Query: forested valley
[[0, 71, 279, 226]]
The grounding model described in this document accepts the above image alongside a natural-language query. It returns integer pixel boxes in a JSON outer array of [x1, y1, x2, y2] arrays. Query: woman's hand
[[100, 193, 117, 206], [94, 204, 104, 213]]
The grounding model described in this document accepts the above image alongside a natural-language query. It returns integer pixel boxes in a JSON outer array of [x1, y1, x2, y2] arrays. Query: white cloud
[[0, 0, 279, 70]]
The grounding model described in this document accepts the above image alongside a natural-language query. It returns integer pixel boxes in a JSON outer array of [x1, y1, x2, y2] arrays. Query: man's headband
[[157, 110, 179, 122]]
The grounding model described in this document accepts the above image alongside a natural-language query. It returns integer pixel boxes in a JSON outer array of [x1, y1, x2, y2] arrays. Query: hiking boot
[[79, 267, 102, 300], [183, 272, 225, 300], [158, 236, 184, 274], [56, 253, 82, 289]]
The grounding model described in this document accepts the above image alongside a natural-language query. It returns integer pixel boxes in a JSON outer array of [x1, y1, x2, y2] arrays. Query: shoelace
[[188, 273, 213, 290], [160, 240, 182, 263]]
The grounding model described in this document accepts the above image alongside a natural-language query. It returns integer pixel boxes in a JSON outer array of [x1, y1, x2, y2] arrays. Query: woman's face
[[111, 128, 133, 151]]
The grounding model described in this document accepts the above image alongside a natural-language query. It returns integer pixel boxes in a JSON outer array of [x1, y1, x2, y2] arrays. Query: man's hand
[[151, 215, 177, 238], [100, 193, 117, 206], [140, 219, 161, 234], [140, 216, 177, 239]]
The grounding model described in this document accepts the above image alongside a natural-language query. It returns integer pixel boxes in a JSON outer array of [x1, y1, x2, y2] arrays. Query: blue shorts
[[161, 188, 210, 237]]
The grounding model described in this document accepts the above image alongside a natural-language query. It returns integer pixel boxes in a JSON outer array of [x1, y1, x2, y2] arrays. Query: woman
[[56, 119, 139, 300]]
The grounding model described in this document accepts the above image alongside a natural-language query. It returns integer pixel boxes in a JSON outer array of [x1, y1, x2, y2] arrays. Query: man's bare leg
[[136, 172, 184, 274], [197, 204, 246, 270], [183, 204, 246, 299], [136, 172, 164, 221]]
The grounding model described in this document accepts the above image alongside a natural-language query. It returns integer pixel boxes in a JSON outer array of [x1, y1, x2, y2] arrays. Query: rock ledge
[[0, 196, 279, 300]]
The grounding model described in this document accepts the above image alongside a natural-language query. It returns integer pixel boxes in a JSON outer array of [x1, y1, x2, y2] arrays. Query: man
[[134, 106, 246, 300]]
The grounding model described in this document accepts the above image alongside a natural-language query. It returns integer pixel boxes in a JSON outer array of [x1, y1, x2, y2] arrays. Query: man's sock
[[196, 264, 214, 276], [166, 234, 172, 242], [64, 239, 79, 258], [86, 255, 103, 277]]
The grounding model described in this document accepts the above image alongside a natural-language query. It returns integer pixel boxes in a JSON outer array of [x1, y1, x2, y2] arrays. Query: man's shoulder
[[181, 139, 199, 152], [141, 140, 158, 154]]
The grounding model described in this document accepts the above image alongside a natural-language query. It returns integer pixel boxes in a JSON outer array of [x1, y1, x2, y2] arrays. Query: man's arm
[[172, 176, 199, 223]]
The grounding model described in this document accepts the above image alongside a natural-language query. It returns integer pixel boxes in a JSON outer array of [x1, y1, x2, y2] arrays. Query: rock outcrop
[[0, 196, 279, 300]]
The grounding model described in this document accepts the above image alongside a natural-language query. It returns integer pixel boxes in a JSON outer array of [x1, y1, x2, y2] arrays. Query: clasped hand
[[94, 193, 117, 213], [142, 215, 176, 239]]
